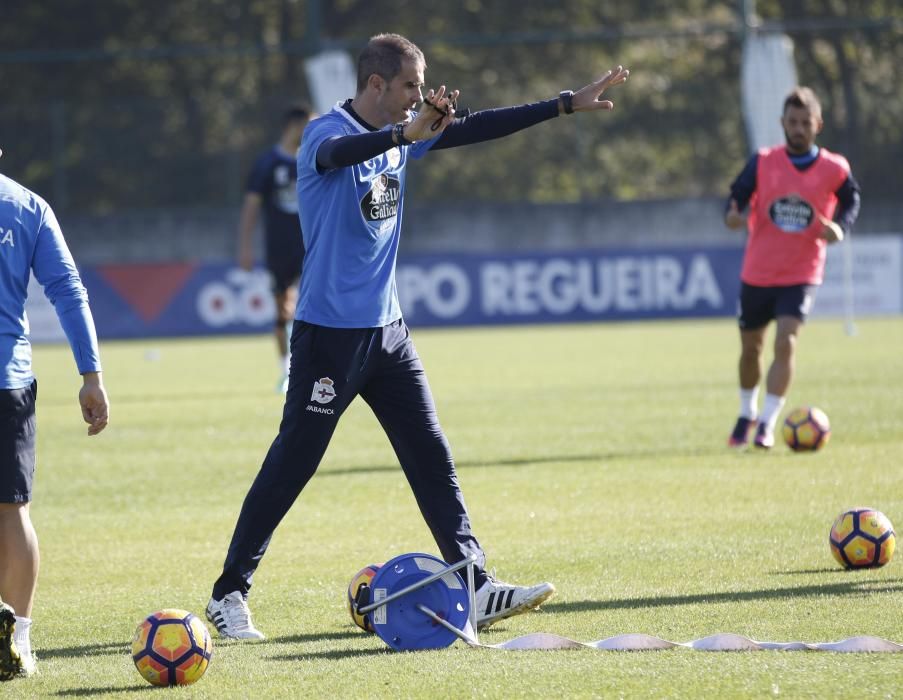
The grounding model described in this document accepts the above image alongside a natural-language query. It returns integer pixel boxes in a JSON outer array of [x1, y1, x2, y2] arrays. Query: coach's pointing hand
[[568, 66, 630, 113], [404, 85, 459, 142]]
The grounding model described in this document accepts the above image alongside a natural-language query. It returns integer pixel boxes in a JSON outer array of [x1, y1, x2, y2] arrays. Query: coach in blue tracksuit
[[207, 33, 629, 639], [0, 157, 109, 678]]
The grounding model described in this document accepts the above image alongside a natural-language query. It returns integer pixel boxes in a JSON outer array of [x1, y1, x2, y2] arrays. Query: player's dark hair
[[283, 103, 311, 126], [356, 33, 425, 93], [784, 87, 822, 119]]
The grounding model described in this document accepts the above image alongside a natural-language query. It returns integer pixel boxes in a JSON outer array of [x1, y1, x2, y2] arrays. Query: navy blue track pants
[[213, 319, 486, 598]]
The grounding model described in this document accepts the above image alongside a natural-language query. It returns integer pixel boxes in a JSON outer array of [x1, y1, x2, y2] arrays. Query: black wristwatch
[[559, 90, 575, 115], [393, 122, 413, 146]]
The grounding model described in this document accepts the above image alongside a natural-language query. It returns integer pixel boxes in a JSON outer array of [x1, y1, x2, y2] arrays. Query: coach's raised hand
[[404, 85, 459, 141], [568, 66, 630, 113]]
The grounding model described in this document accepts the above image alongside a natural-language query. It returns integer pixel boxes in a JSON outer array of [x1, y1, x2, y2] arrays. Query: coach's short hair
[[356, 33, 425, 93], [783, 87, 822, 119]]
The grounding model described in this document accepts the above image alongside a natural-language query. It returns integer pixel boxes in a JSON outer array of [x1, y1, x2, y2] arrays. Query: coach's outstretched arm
[[430, 65, 629, 151], [316, 68, 630, 169]]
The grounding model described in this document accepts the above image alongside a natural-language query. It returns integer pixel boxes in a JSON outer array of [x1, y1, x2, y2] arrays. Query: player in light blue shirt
[[208, 33, 629, 639], [0, 160, 109, 678]]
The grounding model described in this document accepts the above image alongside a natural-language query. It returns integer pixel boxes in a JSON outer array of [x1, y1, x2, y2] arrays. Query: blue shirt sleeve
[[427, 99, 560, 151], [31, 203, 102, 374], [834, 174, 861, 234], [312, 112, 441, 170], [310, 99, 559, 168], [316, 130, 397, 170], [727, 154, 758, 213]]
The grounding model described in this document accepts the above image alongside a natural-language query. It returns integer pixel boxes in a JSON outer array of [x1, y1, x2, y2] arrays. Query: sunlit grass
[[19, 317, 903, 698]]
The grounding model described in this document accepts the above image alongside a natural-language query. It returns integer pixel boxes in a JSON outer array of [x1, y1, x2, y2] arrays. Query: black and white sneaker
[[205, 591, 265, 640], [0, 603, 22, 681], [474, 576, 555, 630]]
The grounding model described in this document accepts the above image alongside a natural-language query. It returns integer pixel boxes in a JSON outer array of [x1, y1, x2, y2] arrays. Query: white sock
[[739, 387, 759, 420], [13, 616, 31, 658], [279, 353, 290, 376], [760, 393, 786, 432]]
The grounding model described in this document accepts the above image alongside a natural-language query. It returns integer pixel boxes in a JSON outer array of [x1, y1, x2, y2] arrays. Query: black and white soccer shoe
[[205, 591, 265, 640], [474, 576, 555, 630]]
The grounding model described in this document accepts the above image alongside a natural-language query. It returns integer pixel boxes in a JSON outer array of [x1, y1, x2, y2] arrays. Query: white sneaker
[[0, 604, 22, 681], [475, 576, 555, 629], [18, 652, 36, 678], [754, 422, 775, 449], [205, 591, 265, 640]]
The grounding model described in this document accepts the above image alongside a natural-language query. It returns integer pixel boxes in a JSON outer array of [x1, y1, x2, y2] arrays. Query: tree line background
[[1, 0, 900, 216]]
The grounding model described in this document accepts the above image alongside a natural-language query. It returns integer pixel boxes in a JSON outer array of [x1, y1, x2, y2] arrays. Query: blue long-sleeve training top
[[0, 173, 102, 389]]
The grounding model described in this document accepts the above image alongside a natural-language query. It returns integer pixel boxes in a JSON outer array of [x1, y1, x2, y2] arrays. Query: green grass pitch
[[21, 317, 903, 698]]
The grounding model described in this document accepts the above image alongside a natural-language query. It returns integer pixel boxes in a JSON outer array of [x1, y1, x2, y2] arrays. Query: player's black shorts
[[0, 380, 37, 504], [737, 282, 818, 330], [266, 238, 304, 295]]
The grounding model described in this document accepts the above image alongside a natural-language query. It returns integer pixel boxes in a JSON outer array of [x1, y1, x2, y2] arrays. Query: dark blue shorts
[[0, 380, 37, 503], [737, 282, 817, 330], [266, 236, 304, 295]]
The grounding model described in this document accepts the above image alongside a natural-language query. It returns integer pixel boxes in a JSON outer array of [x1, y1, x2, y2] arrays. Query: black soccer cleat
[[728, 416, 756, 448], [0, 603, 22, 681]]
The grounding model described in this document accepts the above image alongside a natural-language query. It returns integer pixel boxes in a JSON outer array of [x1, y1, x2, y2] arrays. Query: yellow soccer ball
[[131, 609, 212, 686], [782, 406, 831, 451], [347, 563, 382, 632], [829, 508, 896, 569]]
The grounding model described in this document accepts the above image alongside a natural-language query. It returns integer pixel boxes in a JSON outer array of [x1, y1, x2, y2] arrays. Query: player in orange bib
[[725, 87, 860, 449]]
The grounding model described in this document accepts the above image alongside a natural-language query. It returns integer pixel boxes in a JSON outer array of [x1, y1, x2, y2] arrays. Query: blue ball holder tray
[[360, 552, 477, 650]]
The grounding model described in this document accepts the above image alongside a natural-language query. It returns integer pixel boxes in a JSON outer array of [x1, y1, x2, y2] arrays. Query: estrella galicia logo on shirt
[[769, 195, 814, 233], [361, 174, 400, 222]]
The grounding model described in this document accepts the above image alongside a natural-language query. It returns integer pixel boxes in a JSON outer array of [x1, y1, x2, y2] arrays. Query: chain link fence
[[2, 18, 900, 261]]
